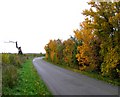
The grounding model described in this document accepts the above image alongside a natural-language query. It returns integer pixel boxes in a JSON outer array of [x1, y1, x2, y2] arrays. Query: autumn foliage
[[44, 1, 120, 79]]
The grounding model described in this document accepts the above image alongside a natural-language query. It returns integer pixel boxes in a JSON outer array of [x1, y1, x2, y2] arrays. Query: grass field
[[2, 58, 52, 96]]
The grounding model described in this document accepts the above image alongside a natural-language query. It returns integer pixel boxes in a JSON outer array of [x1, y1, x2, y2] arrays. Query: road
[[33, 57, 119, 96]]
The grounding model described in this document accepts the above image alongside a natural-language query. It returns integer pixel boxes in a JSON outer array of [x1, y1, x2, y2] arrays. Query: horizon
[[0, 0, 90, 53]]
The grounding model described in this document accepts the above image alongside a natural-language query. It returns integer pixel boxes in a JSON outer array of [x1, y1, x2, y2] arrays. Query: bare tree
[[16, 41, 23, 55], [4, 41, 23, 54]]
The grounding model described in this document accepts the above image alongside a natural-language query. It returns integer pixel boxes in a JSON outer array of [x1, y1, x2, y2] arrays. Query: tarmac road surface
[[33, 57, 119, 96]]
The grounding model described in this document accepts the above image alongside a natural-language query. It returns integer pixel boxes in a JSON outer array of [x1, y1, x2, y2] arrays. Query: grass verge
[[3, 58, 52, 96], [44, 58, 120, 86]]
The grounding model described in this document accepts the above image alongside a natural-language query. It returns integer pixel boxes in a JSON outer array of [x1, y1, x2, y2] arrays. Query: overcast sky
[[0, 0, 90, 53]]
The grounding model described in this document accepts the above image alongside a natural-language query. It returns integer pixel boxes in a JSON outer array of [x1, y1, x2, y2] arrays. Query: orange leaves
[[44, 39, 63, 63], [74, 30, 83, 41], [63, 39, 75, 64], [44, 38, 76, 66], [74, 19, 96, 71], [75, 20, 94, 44], [44, 1, 120, 79]]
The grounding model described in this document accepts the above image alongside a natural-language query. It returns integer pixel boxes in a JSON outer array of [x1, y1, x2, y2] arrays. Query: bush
[[2, 53, 26, 88], [2, 65, 17, 88]]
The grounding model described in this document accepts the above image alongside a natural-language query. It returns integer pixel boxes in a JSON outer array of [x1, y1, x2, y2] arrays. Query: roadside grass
[[44, 58, 120, 86], [3, 58, 52, 96]]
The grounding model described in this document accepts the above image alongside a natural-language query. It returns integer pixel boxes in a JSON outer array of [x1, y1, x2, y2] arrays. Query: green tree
[[82, 1, 120, 78]]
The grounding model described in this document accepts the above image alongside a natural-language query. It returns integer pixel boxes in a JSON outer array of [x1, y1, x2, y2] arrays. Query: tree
[[82, 1, 120, 78], [44, 39, 64, 64], [74, 18, 99, 71], [70, 36, 80, 69], [63, 38, 75, 67]]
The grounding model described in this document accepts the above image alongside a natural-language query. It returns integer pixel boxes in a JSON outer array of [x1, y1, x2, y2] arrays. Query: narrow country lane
[[33, 57, 119, 96]]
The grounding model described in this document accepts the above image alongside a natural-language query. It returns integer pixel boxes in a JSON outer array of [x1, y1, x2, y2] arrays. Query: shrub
[[2, 65, 17, 88], [2, 53, 26, 88]]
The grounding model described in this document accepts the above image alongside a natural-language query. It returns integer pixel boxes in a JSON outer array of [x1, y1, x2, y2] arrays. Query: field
[[2, 53, 52, 96]]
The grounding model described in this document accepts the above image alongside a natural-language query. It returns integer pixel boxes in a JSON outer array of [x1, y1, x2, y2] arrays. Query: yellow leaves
[[63, 39, 74, 64], [45, 53, 48, 59], [74, 31, 83, 41], [74, 18, 97, 71], [2, 53, 10, 65], [109, 12, 120, 28], [101, 46, 120, 77], [49, 40, 57, 52], [74, 20, 94, 44], [76, 54, 80, 62], [44, 39, 60, 62], [50, 51, 55, 62], [44, 1, 120, 79]]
